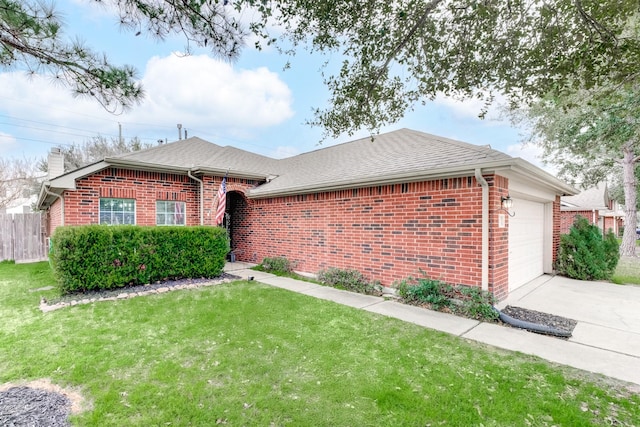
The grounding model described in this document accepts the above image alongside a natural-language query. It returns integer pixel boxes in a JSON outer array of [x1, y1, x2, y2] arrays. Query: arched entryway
[[221, 191, 249, 261]]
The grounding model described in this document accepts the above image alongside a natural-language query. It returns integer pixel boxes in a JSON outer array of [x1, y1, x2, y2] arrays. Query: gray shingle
[[108, 137, 279, 176], [561, 183, 609, 209], [250, 128, 512, 196], [40, 128, 576, 211], [110, 137, 223, 168]]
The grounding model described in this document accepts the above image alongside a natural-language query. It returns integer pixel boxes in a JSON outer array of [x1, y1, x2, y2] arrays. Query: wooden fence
[[0, 213, 48, 263]]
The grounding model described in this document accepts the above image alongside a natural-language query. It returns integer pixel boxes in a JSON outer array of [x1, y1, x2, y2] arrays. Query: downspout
[[43, 185, 64, 226], [187, 170, 204, 225], [475, 169, 489, 292]]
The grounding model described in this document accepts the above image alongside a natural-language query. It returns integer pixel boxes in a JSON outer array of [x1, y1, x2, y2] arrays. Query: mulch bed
[[0, 387, 71, 427], [500, 305, 578, 336]]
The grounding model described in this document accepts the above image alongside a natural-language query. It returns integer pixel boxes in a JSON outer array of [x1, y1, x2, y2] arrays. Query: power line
[[0, 134, 74, 147], [0, 121, 103, 140]]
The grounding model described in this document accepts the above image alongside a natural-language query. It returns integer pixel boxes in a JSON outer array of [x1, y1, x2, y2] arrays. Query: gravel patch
[[0, 387, 70, 427], [0, 379, 86, 427], [500, 305, 578, 336]]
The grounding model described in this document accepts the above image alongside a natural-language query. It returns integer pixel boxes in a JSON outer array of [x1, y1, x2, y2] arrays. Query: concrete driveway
[[495, 275, 640, 382]]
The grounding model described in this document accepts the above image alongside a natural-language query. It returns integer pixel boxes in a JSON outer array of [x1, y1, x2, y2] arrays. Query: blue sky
[[0, 0, 547, 170]]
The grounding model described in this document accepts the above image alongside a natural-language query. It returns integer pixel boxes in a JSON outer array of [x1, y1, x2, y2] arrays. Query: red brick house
[[560, 183, 624, 236], [38, 129, 576, 300]]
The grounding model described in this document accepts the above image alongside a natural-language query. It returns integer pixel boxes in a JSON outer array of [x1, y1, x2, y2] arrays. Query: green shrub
[[396, 277, 452, 310], [555, 216, 620, 281], [50, 225, 229, 294], [317, 267, 382, 295], [395, 277, 498, 321], [260, 256, 293, 273], [456, 286, 499, 321], [603, 230, 621, 273]]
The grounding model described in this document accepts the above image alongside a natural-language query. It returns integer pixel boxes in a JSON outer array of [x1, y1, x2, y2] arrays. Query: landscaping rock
[[40, 274, 240, 312], [500, 305, 577, 335], [0, 386, 71, 427]]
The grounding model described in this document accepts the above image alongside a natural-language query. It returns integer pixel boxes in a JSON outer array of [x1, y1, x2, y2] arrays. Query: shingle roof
[[204, 145, 281, 176], [40, 128, 576, 210], [110, 137, 222, 168], [249, 128, 512, 197], [108, 136, 280, 176], [561, 183, 609, 210]]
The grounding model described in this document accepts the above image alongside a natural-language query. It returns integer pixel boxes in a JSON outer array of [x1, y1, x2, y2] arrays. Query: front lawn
[[612, 255, 640, 285], [1, 262, 639, 426]]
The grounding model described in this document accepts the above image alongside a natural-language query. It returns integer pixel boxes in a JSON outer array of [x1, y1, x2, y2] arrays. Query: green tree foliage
[[243, 0, 640, 138], [3, 1, 640, 135], [511, 85, 640, 255], [0, 0, 143, 113], [555, 216, 620, 280]]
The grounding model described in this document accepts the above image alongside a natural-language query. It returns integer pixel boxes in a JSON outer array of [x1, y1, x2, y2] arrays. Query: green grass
[[2, 262, 639, 426], [612, 256, 640, 285]]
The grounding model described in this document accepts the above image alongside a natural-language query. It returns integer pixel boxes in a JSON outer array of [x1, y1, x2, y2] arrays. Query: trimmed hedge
[[50, 225, 229, 294]]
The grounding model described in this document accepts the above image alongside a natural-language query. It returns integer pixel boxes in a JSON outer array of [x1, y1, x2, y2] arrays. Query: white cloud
[[138, 53, 294, 128], [0, 54, 294, 156], [433, 93, 508, 124], [0, 131, 17, 145], [507, 143, 558, 175]]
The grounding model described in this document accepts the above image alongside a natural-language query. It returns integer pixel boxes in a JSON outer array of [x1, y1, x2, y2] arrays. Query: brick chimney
[[48, 148, 65, 180]]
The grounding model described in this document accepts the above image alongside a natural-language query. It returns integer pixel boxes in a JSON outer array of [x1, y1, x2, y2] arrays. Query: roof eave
[[36, 182, 65, 210], [36, 161, 112, 209], [190, 167, 268, 181], [106, 159, 269, 180], [496, 159, 578, 196], [105, 158, 193, 174], [248, 158, 578, 199], [247, 160, 504, 199]]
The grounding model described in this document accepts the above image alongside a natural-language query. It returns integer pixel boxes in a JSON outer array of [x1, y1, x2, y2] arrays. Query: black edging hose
[[492, 307, 573, 338]]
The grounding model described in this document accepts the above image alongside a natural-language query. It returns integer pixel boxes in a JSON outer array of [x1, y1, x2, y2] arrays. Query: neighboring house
[[38, 129, 576, 300], [2, 196, 36, 214], [560, 183, 624, 236]]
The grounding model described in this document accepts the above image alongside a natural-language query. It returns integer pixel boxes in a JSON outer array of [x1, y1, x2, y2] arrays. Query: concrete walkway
[[224, 262, 640, 388]]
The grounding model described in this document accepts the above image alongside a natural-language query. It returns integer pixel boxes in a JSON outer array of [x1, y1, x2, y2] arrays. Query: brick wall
[[488, 175, 509, 301], [602, 216, 621, 235], [48, 166, 563, 299], [47, 198, 63, 236], [47, 169, 258, 233], [560, 210, 594, 235], [60, 168, 200, 226], [201, 176, 258, 225], [233, 175, 508, 291], [560, 208, 622, 237]]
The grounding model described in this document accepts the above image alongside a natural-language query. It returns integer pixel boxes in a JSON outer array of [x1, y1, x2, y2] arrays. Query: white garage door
[[508, 198, 545, 291]]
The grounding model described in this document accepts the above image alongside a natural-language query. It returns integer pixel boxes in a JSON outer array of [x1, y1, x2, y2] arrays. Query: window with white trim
[[156, 201, 186, 226], [99, 198, 135, 225]]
